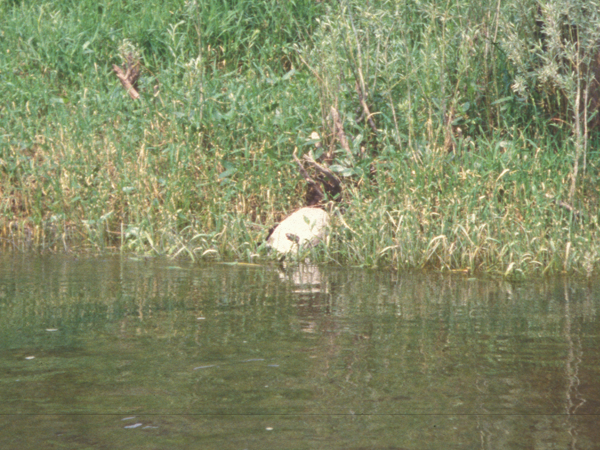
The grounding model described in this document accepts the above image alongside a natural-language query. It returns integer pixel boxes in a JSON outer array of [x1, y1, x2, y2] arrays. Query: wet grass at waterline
[[336, 142, 600, 277], [2, 0, 600, 277]]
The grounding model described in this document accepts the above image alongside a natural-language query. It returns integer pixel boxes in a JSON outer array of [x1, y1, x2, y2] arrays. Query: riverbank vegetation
[[2, 0, 600, 277]]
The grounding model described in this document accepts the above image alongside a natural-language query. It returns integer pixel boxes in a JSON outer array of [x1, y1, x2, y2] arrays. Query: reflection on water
[[278, 263, 326, 295], [0, 254, 599, 449]]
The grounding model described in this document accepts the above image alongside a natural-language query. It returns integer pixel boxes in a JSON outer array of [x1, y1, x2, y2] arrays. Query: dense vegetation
[[2, 0, 600, 277]]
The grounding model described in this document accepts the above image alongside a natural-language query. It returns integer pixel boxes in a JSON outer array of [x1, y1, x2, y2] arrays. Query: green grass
[[1, 0, 600, 277]]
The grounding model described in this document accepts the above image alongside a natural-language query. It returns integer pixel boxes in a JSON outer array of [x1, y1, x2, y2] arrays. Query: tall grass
[[1, 0, 599, 277]]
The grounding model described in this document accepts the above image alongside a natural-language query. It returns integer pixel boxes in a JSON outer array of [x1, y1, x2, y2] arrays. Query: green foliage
[[1, 0, 600, 276], [301, 0, 508, 155], [502, 0, 600, 201]]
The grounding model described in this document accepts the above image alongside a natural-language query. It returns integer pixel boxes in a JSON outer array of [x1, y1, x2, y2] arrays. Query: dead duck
[[266, 141, 342, 256], [266, 207, 329, 255]]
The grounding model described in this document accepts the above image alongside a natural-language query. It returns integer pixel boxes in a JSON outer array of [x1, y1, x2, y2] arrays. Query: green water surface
[[0, 254, 598, 449]]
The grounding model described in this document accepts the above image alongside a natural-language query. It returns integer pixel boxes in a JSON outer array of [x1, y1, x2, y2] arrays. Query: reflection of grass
[[1, 0, 599, 276], [2, 258, 597, 444]]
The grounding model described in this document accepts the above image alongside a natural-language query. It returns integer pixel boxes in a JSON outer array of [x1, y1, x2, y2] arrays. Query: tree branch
[[113, 64, 140, 100]]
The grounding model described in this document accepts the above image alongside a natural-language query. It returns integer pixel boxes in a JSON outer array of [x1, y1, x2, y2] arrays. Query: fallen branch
[[355, 81, 378, 134], [330, 107, 353, 160], [555, 200, 582, 219], [295, 51, 325, 85], [113, 62, 140, 100]]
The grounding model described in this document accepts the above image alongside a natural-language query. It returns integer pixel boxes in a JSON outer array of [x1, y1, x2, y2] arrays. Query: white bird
[[266, 207, 330, 255]]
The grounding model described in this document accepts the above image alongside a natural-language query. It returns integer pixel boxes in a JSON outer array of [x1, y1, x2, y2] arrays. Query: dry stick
[[112, 64, 140, 100], [355, 81, 378, 134], [583, 77, 589, 175], [570, 44, 582, 205], [295, 51, 325, 84], [351, 42, 377, 134], [330, 107, 353, 160], [346, 7, 378, 136], [346, 32, 373, 133], [556, 200, 582, 220]]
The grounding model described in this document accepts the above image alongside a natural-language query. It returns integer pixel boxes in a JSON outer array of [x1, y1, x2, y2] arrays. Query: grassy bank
[[1, 0, 600, 277]]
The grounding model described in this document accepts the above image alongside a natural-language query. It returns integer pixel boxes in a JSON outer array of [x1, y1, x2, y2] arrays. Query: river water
[[0, 254, 598, 449]]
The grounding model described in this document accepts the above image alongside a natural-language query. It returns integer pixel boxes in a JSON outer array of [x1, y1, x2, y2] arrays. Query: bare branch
[[355, 81, 378, 133], [295, 51, 325, 84], [113, 64, 140, 100], [330, 107, 353, 160], [556, 200, 582, 219]]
